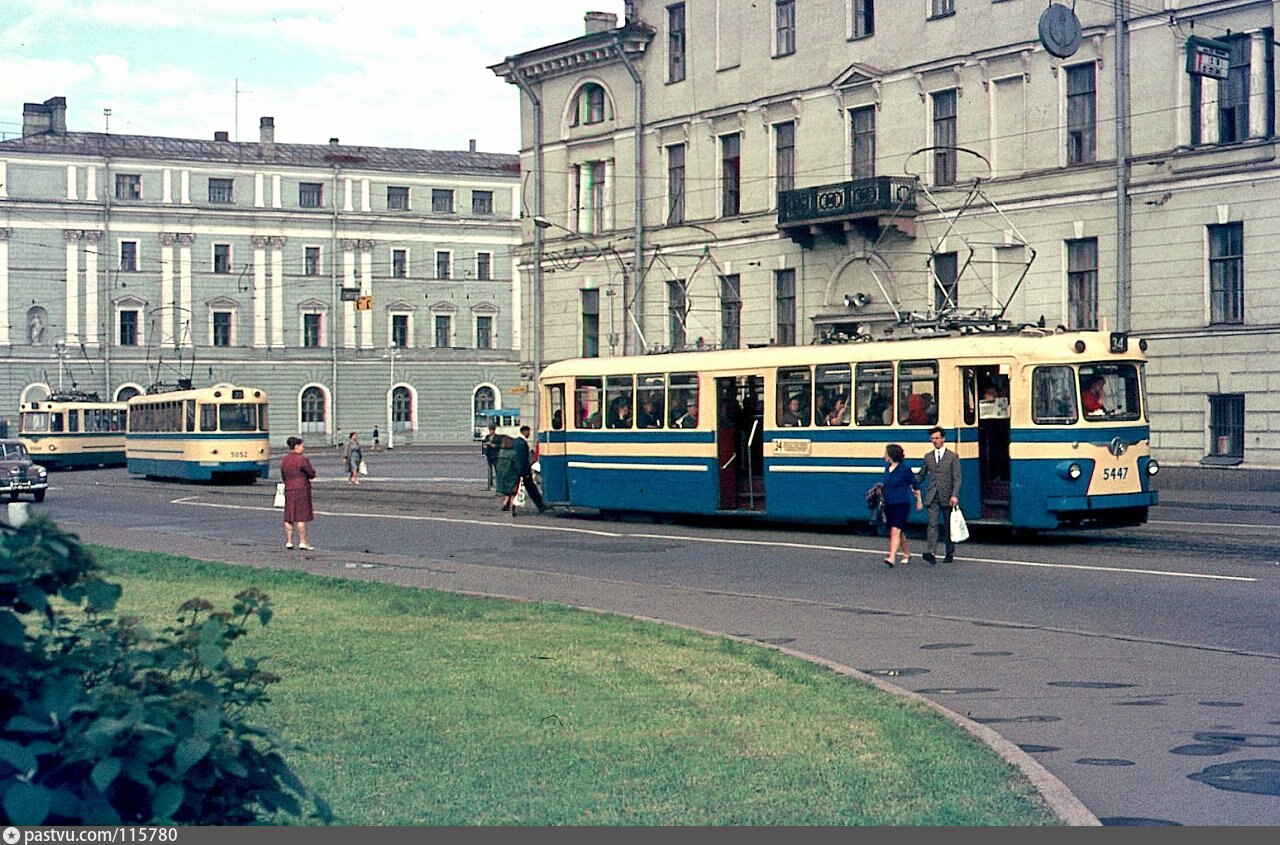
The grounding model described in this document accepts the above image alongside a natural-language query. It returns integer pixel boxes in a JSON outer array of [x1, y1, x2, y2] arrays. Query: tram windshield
[[1032, 364, 1142, 424]]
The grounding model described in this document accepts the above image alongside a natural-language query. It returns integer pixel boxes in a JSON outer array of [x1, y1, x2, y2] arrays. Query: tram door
[[716, 375, 764, 511], [965, 366, 1012, 520]]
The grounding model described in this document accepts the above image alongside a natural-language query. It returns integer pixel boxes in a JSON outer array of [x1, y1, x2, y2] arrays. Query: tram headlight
[[1146, 460, 1160, 476], [1057, 461, 1083, 481]]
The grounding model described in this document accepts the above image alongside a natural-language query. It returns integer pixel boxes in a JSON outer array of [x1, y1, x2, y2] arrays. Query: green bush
[[0, 517, 329, 825]]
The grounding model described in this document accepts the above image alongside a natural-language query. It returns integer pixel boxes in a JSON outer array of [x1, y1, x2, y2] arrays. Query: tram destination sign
[[1186, 36, 1230, 80]]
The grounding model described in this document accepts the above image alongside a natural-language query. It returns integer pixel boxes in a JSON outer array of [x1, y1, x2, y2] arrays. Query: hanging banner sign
[[355, 296, 373, 311], [340, 287, 360, 302], [1186, 36, 1230, 80]]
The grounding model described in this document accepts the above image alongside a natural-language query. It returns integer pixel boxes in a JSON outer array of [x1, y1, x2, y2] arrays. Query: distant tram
[[18, 391, 128, 469], [126, 382, 270, 482], [473, 407, 522, 440], [536, 326, 1159, 531]]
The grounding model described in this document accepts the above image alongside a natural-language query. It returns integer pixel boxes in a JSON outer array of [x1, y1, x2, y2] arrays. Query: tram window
[[897, 361, 939, 426], [1079, 364, 1141, 422], [548, 384, 566, 431], [855, 362, 893, 426], [776, 367, 812, 427], [815, 365, 851, 427], [67, 410, 79, 433], [200, 405, 216, 431], [1032, 367, 1078, 424], [576, 378, 604, 429], [22, 413, 49, 433], [220, 403, 257, 432], [669, 372, 699, 428], [185, 400, 196, 433], [637, 373, 665, 429], [259, 405, 269, 432], [49, 413, 64, 433], [605, 375, 635, 429]]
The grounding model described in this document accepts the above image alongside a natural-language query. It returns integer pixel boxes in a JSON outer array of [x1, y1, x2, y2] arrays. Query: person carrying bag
[[949, 507, 970, 543]]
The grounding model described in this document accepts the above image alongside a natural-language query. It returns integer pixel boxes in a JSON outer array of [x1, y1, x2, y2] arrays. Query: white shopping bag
[[273, 482, 286, 508], [513, 480, 528, 509], [949, 507, 970, 543]]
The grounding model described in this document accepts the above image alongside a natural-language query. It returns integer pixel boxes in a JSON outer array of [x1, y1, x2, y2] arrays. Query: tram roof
[[540, 328, 1147, 380]]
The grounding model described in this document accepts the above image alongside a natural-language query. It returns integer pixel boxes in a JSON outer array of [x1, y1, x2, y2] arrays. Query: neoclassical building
[[0, 97, 523, 444], [493, 1, 1280, 471]]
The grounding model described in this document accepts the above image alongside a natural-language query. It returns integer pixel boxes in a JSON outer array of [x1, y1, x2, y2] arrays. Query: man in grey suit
[[919, 426, 962, 564]]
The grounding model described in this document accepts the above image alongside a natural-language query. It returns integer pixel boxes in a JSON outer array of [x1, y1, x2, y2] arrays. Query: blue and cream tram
[[536, 327, 1159, 531], [18, 391, 128, 469], [126, 382, 270, 482]]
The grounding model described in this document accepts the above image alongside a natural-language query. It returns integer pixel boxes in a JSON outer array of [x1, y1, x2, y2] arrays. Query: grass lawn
[[90, 546, 1063, 826]]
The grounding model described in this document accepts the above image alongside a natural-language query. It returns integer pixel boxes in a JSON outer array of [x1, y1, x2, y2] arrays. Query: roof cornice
[[490, 23, 654, 85]]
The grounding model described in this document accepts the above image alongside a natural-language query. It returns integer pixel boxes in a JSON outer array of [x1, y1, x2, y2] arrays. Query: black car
[[0, 439, 49, 502]]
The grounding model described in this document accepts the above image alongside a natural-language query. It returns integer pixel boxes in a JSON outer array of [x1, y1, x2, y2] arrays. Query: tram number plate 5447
[[1101, 467, 1128, 481]]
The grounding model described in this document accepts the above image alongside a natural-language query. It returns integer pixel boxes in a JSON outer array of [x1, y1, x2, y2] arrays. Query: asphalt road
[[25, 446, 1280, 826]]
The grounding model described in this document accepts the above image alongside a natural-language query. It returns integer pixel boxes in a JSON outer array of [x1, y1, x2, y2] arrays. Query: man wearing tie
[[920, 426, 962, 564]]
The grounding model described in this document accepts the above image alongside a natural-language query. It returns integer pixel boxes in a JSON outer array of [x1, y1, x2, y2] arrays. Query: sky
[[0, 0, 628, 152]]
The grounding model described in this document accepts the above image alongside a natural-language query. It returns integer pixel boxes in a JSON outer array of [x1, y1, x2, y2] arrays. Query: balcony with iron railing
[[777, 176, 918, 247]]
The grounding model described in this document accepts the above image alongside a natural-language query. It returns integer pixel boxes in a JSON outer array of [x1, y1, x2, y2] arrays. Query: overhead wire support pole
[[1114, 0, 1132, 332], [508, 61, 543, 434]]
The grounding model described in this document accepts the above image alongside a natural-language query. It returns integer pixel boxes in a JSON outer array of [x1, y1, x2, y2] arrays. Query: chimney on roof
[[469, 139, 476, 152], [22, 96, 67, 137], [585, 11, 617, 33], [329, 137, 340, 145], [214, 131, 229, 142], [259, 116, 275, 158]]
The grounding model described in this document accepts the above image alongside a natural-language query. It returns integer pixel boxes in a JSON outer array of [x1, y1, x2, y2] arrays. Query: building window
[[302, 313, 323, 347], [115, 174, 141, 200], [304, 246, 321, 276], [1066, 63, 1097, 165], [775, 269, 796, 345], [929, 0, 955, 18], [472, 190, 493, 215], [387, 186, 410, 210], [668, 3, 686, 83], [1208, 222, 1244, 325], [476, 315, 493, 349], [932, 89, 957, 186], [213, 243, 231, 274], [392, 387, 413, 432], [851, 0, 874, 38], [850, 106, 877, 180], [932, 251, 958, 313], [1221, 35, 1252, 143], [1066, 238, 1098, 330], [476, 252, 492, 281], [574, 83, 607, 125], [721, 133, 741, 217], [581, 289, 600, 358], [774, 121, 795, 194], [212, 311, 232, 347], [666, 143, 686, 224], [391, 314, 409, 348], [118, 310, 139, 346], [574, 161, 607, 234], [392, 249, 408, 278], [432, 189, 454, 213], [299, 182, 323, 208], [668, 280, 687, 350], [775, 0, 796, 57], [300, 386, 326, 434], [720, 274, 741, 350], [435, 250, 452, 280], [434, 314, 453, 348], [120, 241, 138, 272], [208, 178, 233, 203], [1208, 394, 1245, 461]]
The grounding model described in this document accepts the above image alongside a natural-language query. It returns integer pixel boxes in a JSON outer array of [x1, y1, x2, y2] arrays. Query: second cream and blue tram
[[535, 327, 1159, 531], [18, 392, 128, 469], [126, 383, 270, 482]]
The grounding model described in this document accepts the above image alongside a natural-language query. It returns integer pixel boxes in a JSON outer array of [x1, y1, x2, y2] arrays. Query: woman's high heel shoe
[[883, 558, 895, 568], [899, 553, 911, 565]]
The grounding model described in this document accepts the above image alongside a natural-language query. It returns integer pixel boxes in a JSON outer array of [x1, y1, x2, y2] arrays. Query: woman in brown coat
[[281, 436, 316, 550]]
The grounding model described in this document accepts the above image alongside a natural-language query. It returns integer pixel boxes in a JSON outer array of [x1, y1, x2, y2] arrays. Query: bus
[[126, 383, 270, 482], [473, 407, 522, 440], [535, 326, 1159, 531], [18, 391, 128, 469]]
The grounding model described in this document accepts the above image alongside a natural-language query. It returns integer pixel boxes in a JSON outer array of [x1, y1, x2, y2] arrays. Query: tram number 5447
[[1101, 467, 1129, 481]]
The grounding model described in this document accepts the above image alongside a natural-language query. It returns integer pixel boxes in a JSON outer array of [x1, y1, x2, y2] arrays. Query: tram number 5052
[[229, 450, 249, 459]]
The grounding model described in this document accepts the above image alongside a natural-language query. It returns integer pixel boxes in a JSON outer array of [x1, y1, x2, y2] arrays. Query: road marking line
[[170, 496, 1257, 583]]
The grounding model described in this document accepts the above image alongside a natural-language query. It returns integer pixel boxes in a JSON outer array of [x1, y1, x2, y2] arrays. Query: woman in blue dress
[[880, 443, 922, 567]]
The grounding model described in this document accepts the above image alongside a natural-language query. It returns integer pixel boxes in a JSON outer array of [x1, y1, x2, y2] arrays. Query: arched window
[[573, 83, 607, 126], [301, 386, 326, 434], [474, 386, 495, 416], [391, 386, 412, 432], [115, 385, 141, 402]]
